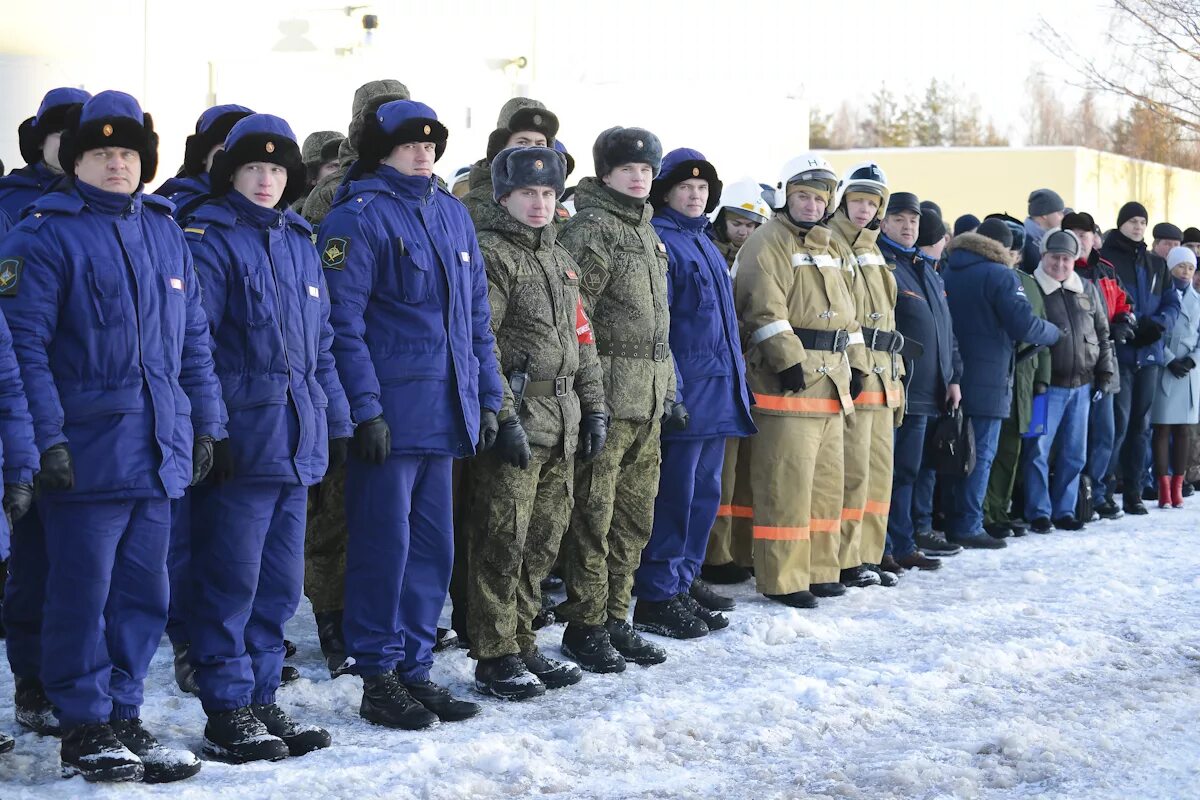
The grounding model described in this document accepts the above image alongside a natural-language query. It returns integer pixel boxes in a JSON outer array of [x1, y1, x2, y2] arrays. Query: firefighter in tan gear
[[702, 181, 773, 586], [734, 154, 869, 608], [827, 162, 907, 590]]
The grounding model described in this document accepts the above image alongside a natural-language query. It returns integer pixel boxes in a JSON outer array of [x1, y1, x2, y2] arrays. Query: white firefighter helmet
[[711, 178, 772, 226], [774, 153, 838, 210], [835, 160, 889, 220]]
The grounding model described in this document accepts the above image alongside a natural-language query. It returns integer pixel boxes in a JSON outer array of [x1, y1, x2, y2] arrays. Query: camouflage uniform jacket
[[558, 177, 677, 422], [476, 198, 605, 455]]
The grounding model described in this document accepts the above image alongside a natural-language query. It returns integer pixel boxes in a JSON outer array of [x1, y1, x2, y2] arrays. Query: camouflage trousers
[[465, 445, 573, 660], [557, 417, 662, 627], [304, 463, 347, 615]]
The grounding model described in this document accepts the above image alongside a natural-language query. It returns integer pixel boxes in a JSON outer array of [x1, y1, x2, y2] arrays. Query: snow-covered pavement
[[2, 507, 1199, 799]]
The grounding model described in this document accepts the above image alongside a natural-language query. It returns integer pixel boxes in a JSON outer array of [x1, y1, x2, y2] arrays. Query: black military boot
[[401, 678, 480, 722], [314, 610, 348, 677], [359, 672, 438, 730], [110, 718, 201, 783], [172, 642, 197, 695], [474, 654, 547, 701], [280, 666, 300, 685], [810, 582, 847, 598], [764, 591, 818, 609], [677, 591, 729, 631], [561, 623, 626, 674], [605, 618, 667, 665], [251, 703, 331, 757], [862, 564, 898, 587], [540, 573, 565, 592], [632, 597, 708, 640], [60, 722, 143, 782], [689, 579, 735, 611], [0, 730, 12, 754], [203, 706, 290, 763], [521, 647, 583, 689], [699, 561, 753, 585], [840, 565, 881, 588], [434, 627, 459, 653], [914, 530, 962, 556], [15, 674, 60, 736], [283, 639, 297, 659]]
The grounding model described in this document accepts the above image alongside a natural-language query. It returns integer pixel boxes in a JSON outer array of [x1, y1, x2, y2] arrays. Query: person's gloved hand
[[496, 415, 531, 469], [209, 437, 234, 484], [662, 399, 690, 432], [849, 369, 865, 399], [1168, 356, 1196, 379], [578, 412, 608, 463], [1132, 317, 1165, 347], [778, 364, 806, 392], [3, 482, 33, 525], [191, 435, 215, 486], [38, 444, 73, 491], [1109, 312, 1136, 345], [478, 409, 499, 452], [352, 415, 391, 465], [328, 436, 350, 470], [1033, 382, 1049, 396]]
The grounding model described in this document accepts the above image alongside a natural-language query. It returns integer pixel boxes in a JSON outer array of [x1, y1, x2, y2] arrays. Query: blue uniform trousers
[[3, 506, 47, 680]]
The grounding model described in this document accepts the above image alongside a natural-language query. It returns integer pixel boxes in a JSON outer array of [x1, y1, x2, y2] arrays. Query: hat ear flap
[[705, 177, 723, 215], [142, 128, 159, 184], [207, 148, 234, 197], [356, 112, 391, 166], [56, 104, 84, 177], [17, 117, 39, 165]]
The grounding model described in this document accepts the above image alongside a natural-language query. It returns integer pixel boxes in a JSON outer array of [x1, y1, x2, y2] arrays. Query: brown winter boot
[[1171, 475, 1185, 508], [1158, 476, 1172, 509]]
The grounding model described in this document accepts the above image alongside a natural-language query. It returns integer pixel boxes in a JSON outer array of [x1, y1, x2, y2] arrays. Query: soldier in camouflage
[[299, 79, 408, 676], [466, 146, 607, 700], [556, 126, 677, 674], [291, 130, 344, 214]]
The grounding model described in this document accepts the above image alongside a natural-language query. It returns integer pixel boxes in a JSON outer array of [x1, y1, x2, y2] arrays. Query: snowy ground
[[1, 507, 1199, 800]]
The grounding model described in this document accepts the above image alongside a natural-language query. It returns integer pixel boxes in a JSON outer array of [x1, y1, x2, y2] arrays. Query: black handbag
[[1075, 473, 1095, 523], [930, 406, 976, 477]]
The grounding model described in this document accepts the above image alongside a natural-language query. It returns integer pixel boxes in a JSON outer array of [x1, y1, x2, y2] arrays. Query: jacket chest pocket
[[400, 242, 434, 304], [691, 264, 716, 309], [559, 265, 579, 311], [243, 268, 276, 328], [87, 261, 126, 328]]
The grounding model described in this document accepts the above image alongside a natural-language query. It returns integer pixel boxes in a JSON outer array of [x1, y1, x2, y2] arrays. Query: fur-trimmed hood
[[946, 230, 1014, 269]]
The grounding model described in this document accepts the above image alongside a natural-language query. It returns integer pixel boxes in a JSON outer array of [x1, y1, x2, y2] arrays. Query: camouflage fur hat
[[301, 130, 344, 164], [347, 79, 410, 151], [592, 126, 662, 179], [496, 97, 545, 128]]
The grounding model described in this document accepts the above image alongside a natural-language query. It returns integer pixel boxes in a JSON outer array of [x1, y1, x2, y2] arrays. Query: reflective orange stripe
[[753, 525, 809, 541], [810, 517, 840, 533], [854, 388, 903, 407], [864, 500, 891, 515], [840, 507, 864, 521], [716, 504, 754, 519], [753, 393, 842, 413]]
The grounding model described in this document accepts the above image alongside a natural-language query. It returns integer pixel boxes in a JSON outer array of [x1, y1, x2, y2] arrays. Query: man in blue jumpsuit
[[154, 104, 254, 221], [632, 148, 755, 639], [0, 86, 91, 735], [1, 90, 224, 783], [182, 114, 353, 762], [319, 100, 506, 730]]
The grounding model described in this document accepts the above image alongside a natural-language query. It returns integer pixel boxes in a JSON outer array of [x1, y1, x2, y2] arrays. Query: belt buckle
[[835, 329, 850, 352], [554, 376, 569, 397], [867, 328, 880, 351], [653, 342, 667, 361]]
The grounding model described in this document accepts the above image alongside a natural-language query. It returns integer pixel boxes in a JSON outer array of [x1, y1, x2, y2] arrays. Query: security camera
[[362, 14, 378, 30]]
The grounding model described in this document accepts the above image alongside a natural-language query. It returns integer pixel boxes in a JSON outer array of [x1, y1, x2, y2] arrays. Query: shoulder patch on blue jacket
[[342, 192, 380, 216], [321, 237, 349, 269], [0, 257, 23, 296]]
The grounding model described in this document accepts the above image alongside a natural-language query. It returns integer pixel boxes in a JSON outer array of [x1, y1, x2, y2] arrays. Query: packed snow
[[2, 508, 1199, 799]]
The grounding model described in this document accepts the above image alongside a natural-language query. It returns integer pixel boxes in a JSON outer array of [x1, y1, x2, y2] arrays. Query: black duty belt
[[525, 376, 574, 397], [597, 340, 671, 361], [792, 327, 851, 353], [861, 326, 903, 353]]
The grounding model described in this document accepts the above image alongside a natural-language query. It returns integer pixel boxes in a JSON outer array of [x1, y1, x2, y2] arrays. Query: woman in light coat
[[1150, 246, 1200, 507]]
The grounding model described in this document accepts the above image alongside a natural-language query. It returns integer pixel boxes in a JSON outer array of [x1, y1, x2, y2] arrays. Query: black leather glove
[[662, 399, 690, 432], [1093, 372, 1113, 392], [495, 415, 531, 469], [209, 438, 234, 484], [478, 409, 499, 452], [849, 369, 865, 399], [1168, 356, 1196, 379], [778, 364, 806, 392], [578, 412, 608, 463], [1132, 317, 1165, 347], [38, 444, 73, 491], [191, 435, 215, 486], [3, 482, 33, 525], [328, 436, 349, 470], [1033, 382, 1048, 396], [1109, 312, 1136, 345], [352, 415, 391, 465]]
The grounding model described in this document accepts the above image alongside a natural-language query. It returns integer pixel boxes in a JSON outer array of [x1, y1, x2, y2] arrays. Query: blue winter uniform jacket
[[879, 235, 962, 417], [0, 305, 38, 559], [318, 165, 505, 458], [183, 192, 353, 485], [0, 180, 226, 500], [0, 162, 62, 234], [653, 207, 755, 440], [1101, 230, 1181, 368], [155, 173, 211, 221], [942, 232, 1061, 419]]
